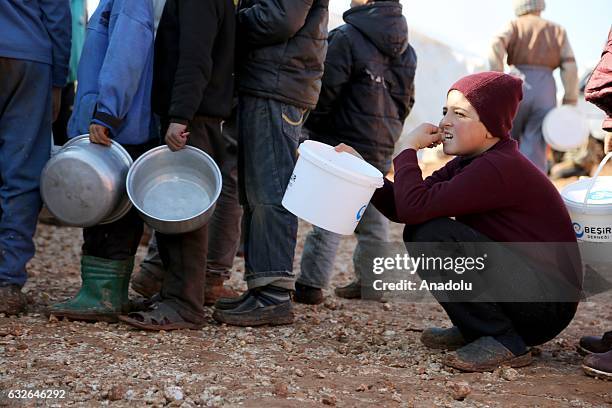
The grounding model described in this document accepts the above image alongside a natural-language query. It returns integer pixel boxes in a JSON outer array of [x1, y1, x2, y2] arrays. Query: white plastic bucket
[[561, 153, 612, 263], [282, 141, 384, 235], [543, 105, 589, 152]]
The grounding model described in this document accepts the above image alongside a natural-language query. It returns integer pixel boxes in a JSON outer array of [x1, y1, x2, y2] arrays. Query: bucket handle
[[583, 152, 612, 206]]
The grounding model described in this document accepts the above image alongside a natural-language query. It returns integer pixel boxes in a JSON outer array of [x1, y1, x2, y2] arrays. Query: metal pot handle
[[583, 152, 612, 206]]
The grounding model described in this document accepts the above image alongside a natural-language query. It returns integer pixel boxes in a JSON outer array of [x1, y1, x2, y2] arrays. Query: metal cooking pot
[[40, 135, 133, 227], [126, 145, 222, 234]]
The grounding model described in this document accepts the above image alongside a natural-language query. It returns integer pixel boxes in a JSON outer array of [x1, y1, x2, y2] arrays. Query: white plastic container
[[282, 141, 384, 235], [561, 153, 612, 263], [543, 105, 589, 152]]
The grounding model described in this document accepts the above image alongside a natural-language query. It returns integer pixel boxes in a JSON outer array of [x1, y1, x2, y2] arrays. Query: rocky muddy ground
[[1, 165, 611, 407]]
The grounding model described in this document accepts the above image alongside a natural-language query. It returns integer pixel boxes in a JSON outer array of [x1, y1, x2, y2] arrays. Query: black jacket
[[306, 1, 416, 168], [236, 0, 329, 110], [152, 0, 235, 123]]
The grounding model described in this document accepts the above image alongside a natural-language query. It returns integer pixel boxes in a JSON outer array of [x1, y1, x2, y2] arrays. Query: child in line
[[48, 0, 157, 322], [338, 71, 582, 372]]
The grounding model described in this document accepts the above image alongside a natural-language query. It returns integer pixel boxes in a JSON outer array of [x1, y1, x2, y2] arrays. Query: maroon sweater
[[371, 138, 576, 243]]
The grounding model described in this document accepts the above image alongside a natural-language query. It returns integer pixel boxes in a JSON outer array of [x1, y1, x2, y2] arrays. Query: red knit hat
[[449, 72, 523, 139]]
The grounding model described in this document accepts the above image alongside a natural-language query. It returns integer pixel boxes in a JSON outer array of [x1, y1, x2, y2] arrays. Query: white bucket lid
[[298, 141, 384, 188], [543, 105, 589, 152], [561, 176, 612, 215]]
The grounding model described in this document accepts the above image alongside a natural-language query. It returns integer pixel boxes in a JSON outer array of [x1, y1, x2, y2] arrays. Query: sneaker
[[294, 282, 323, 305], [213, 290, 250, 311], [421, 326, 467, 350], [578, 331, 612, 355], [583, 350, 612, 380], [0, 285, 27, 315], [212, 286, 294, 326], [334, 280, 381, 300], [443, 336, 533, 372]]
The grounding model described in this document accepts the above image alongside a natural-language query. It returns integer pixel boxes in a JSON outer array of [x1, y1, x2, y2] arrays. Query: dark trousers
[[0, 58, 52, 287], [156, 117, 224, 324], [206, 110, 242, 279], [404, 218, 578, 355], [52, 82, 75, 146], [82, 143, 156, 260]]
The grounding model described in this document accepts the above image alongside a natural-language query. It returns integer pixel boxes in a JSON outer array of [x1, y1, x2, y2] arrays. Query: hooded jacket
[[305, 1, 417, 168], [236, 0, 329, 110], [68, 0, 156, 145]]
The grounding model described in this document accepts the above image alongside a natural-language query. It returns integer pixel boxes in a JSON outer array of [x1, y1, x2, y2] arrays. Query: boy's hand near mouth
[[404, 123, 443, 150]]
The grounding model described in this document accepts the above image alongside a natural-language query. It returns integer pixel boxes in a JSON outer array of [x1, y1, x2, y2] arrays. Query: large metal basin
[[40, 135, 133, 227], [126, 146, 222, 234]]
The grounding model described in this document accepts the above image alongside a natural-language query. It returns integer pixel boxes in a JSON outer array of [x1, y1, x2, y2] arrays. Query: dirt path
[[1, 168, 611, 407]]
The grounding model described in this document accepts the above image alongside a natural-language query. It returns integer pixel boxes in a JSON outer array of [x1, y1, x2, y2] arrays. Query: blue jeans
[[0, 58, 52, 287], [298, 160, 390, 289], [238, 95, 307, 290], [510, 65, 557, 173]]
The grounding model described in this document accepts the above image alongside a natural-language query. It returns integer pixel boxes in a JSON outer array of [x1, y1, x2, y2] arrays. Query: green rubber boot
[[48, 255, 134, 322]]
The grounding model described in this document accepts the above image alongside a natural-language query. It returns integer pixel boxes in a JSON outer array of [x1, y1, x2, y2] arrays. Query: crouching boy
[[48, 0, 157, 322], [339, 72, 582, 372]]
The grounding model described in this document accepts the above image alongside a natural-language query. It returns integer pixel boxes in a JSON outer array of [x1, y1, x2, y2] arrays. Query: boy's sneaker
[[578, 331, 612, 355], [583, 350, 612, 380], [213, 291, 250, 311], [212, 286, 294, 326], [443, 336, 532, 372], [294, 282, 324, 305], [0, 285, 27, 315], [335, 281, 362, 299], [334, 280, 382, 301]]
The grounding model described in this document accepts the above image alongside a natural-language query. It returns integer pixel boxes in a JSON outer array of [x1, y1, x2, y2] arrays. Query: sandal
[[118, 302, 204, 331]]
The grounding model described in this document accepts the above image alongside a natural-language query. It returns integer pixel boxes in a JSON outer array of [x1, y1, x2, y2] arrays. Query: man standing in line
[[0, 0, 71, 315], [213, 0, 329, 326], [294, 0, 417, 303], [120, 0, 237, 330]]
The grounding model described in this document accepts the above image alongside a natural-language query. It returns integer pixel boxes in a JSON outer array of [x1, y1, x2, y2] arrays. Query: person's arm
[[39, 0, 72, 87], [93, 1, 154, 133], [423, 157, 460, 188], [395, 45, 417, 122], [306, 28, 352, 133], [559, 29, 579, 105], [370, 178, 401, 223], [488, 22, 514, 72], [238, 0, 313, 47], [391, 149, 510, 225], [39, 0, 71, 120]]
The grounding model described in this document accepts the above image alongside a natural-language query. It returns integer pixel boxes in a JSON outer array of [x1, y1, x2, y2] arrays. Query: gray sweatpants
[[510, 65, 557, 172]]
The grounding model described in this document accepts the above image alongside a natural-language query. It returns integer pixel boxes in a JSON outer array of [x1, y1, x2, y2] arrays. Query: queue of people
[[0, 0, 610, 378]]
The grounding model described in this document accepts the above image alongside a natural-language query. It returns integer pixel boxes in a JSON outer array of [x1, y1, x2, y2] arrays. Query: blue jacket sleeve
[[39, 0, 72, 87], [238, 0, 313, 46], [94, 1, 154, 131]]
